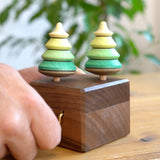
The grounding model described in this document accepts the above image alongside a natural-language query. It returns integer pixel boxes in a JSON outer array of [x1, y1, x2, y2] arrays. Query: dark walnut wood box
[[31, 75, 130, 152]]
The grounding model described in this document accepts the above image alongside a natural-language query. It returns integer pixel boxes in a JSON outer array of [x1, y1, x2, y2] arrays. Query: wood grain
[[31, 75, 129, 112], [31, 75, 130, 152]]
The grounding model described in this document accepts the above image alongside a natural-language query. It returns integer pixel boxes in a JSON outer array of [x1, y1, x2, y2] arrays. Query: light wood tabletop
[[4, 72, 160, 160]]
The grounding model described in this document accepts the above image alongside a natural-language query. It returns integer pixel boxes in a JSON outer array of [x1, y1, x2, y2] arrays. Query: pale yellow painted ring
[[91, 37, 116, 49], [45, 38, 72, 50]]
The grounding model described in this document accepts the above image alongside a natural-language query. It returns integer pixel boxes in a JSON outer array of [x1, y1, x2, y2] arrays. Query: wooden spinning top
[[85, 21, 122, 81], [39, 22, 76, 82]]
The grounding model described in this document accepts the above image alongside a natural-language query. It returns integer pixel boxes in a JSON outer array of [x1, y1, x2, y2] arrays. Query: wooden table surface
[[5, 72, 160, 160]]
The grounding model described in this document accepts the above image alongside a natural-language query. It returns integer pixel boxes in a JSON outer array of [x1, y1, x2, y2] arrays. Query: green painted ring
[[42, 50, 74, 61], [85, 59, 122, 69], [39, 61, 76, 71], [87, 49, 120, 60]]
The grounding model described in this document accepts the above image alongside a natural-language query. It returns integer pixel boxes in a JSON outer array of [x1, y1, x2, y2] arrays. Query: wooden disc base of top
[[39, 70, 75, 77], [85, 68, 121, 81], [39, 70, 75, 82], [85, 68, 121, 75]]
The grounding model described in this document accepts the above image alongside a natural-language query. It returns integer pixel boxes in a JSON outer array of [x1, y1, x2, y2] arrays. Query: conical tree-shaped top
[[39, 22, 76, 82], [85, 21, 122, 81], [91, 21, 116, 49], [45, 22, 71, 50]]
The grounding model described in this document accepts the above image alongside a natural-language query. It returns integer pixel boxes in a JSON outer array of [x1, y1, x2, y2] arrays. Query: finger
[[0, 142, 7, 159], [6, 128, 37, 160], [30, 96, 61, 150], [2, 113, 37, 160], [19, 67, 47, 83], [76, 67, 85, 75]]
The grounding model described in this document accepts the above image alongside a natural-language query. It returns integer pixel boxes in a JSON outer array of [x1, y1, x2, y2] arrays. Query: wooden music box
[[31, 22, 130, 152], [31, 75, 130, 152]]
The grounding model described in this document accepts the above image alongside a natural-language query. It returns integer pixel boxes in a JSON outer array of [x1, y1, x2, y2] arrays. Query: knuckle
[[25, 89, 43, 108], [2, 114, 22, 136], [23, 93, 40, 110]]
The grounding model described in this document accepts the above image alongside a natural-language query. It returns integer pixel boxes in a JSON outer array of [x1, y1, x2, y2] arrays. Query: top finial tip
[[49, 22, 69, 38], [94, 21, 113, 37]]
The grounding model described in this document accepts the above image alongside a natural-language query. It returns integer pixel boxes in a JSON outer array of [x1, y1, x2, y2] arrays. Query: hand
[[0, 64, 61, 160], [19, 66, 85, 83]]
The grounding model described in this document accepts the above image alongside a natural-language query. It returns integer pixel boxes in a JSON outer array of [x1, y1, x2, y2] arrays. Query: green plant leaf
[[0, 36, 13, 48], [29, 6, 45, 22], [0, 0, 18, 24], [132, 0, 145, 12], [127, 39, 139, 57], [46, 0, 62, 26], [122, 0, 145, 20], [74, 52, 87, 67], [80, 1, 99, 12], [72, 32, 87, 55], [137, 28, 154, 42], [122, 8, 134, 20], [114, 22, 128, 33], [129, 69, 141, 74], [67, 24, 78, 36], [145, 54, 160, 66], [83, 12, 99, 32], [66, 0, 79, 7], [10, 38, 24, 47], [113, 33, 130, 64], [0, 7, 11, 24], [106, 1, 123, 19], [15, 0, 32, 19]]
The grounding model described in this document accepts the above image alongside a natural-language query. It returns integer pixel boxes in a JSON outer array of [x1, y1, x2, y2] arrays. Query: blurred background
[[0, 0, 160, 73]]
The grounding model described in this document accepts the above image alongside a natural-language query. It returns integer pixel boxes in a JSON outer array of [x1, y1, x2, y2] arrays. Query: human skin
[[0, 63, 85, 160]]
